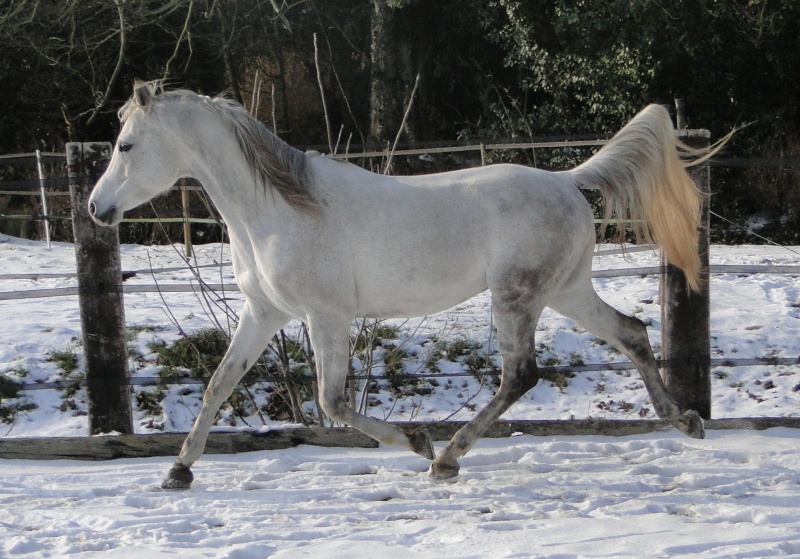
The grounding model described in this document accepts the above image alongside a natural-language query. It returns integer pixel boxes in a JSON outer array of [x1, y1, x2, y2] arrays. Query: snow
[[3, 430, 800, 558], [1, 234, 800, 557], [2, 234, 799, 436]]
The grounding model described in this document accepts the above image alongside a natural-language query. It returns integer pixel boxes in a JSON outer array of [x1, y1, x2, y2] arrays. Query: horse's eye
[[118, 142, 132, 153]]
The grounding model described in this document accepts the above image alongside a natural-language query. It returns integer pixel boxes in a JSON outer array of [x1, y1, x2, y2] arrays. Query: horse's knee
[[202, 364, 241, 403]]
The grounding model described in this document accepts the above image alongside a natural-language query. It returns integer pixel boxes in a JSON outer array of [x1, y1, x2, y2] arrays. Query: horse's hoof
[[674, 410, 705, 439], [161, 464, 193, 490], [407, 428, 435, 460], [429, 459, 460, 480]]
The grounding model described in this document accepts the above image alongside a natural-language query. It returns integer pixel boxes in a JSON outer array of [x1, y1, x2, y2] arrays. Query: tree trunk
[[368, 0, 416, 146]]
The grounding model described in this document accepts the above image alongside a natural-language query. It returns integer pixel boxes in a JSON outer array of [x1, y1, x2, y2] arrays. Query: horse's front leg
[[161, 302, 289, 490], [308, 314, 434, 460]]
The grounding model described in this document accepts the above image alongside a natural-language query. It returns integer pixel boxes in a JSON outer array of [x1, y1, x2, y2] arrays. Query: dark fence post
[[67, 142, 133, 435], [660, 130, 712, 419], [180, 178, 193, 257]]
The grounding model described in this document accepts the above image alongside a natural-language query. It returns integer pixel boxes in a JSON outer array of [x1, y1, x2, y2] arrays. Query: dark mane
[[121, 81, 317, 213]]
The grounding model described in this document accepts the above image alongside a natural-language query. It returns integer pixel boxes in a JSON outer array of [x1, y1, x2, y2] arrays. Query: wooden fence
[[1, 133, 799, 450], [3, 418, 800, 461]]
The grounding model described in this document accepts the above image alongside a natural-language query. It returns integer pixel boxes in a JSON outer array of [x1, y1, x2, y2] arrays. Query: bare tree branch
[[313, 33, 333, 154], [268, 0, 292, 33], [162, 0, 194, 82], [86, 0, 126, 125], [384, 72, 420, 175]]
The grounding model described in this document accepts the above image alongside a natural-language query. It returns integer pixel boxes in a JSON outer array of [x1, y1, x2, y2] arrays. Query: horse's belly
[[356, 268, 488, 319]]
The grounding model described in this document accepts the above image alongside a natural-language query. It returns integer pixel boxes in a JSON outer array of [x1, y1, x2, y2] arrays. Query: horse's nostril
[[89, 203, 118, 225]]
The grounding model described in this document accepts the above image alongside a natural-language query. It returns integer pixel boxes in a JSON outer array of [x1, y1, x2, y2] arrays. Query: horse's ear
[[132, 80, 152, 108]]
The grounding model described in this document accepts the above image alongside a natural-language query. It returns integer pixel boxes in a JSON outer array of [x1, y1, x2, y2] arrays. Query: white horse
[[90, 81, 715, 489]]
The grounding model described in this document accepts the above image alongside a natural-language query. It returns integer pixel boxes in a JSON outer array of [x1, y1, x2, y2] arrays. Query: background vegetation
[[1, 0, 799, 240]]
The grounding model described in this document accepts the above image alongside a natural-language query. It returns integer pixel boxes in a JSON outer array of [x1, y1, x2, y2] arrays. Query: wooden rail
[[1, 418, 799, 461], [2, 263, 797, 302]]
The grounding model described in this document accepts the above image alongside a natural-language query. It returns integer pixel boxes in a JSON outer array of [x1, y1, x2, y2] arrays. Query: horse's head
[[88, 80, 188, 226]]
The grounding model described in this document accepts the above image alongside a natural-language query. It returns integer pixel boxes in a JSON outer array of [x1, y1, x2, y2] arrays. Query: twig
[[268, 0, 292, 32], [2, 407, 18, 436], [240, 382, 267, 426], [353, 318, 384, 414], [441, 378, 486, 422], [384, 72, 420, 175], [147, 250, 188, 338], [302, 323, 326, 426], [271, 82, 277, 134], [269, 327, 313, 427], [148, 202, 237, 331], [313, 21, 366, 147], [86, 0, 127, 125], [162, 0, 194, 82], [334, 124, 344, 156], [249, 68, 261, 117], [313, 33, 333, 154], [382, 390, 400, 421], [176, 389, 199, 422], [283, 330, 308, 426], [409, 398, 422, 421]]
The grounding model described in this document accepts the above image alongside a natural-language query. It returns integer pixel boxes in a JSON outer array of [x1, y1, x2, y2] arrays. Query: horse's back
[[326, 160, 590, 225], [401, 163, 594, 261], [308, 158, 595, 317]]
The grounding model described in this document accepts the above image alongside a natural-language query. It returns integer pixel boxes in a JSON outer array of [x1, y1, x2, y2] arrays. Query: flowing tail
[[572, 104, 730, 291]]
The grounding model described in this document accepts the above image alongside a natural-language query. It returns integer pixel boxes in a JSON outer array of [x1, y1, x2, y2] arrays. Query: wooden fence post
[[660, 130, 712, 419], [67, 142, 133, 435], [180, 178, 193, 258]]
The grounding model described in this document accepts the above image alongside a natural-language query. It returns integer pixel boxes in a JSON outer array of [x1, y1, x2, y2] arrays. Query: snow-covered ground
[[3, 429, 800, 558], [1, 234, 799, 438], [1, 235, 800, 557]]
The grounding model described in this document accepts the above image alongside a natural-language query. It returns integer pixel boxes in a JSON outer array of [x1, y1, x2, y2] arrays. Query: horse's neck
[[182, 114, 283, 236]]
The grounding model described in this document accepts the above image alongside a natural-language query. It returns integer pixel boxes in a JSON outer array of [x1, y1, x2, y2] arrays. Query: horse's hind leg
[[430, 272, 546, 480], [549, 283, 704, 439]]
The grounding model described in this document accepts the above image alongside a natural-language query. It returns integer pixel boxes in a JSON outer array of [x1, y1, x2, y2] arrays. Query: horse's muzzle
[[88, 201, 118, 226]]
